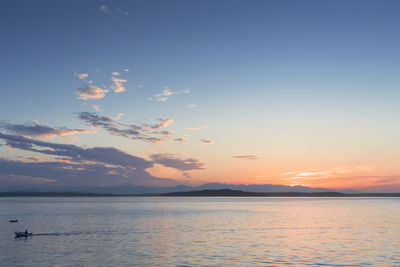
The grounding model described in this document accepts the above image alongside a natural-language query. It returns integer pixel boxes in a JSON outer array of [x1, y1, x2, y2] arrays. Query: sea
[[1, 197, 399, 266]]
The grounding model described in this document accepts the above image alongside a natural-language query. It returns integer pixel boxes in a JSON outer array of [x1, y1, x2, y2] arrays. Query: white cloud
[[110, 77, 127, 93], [74, 73, 88, 80], [100, 5, 111, 13], [111, 72, 120, 76], [155, 88, 176, 101], [76, 86, 108, 100], [188, 104, 197, 108]]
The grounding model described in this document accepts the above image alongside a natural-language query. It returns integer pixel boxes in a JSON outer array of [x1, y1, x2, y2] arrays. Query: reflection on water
[[1, 197, 400, 266]]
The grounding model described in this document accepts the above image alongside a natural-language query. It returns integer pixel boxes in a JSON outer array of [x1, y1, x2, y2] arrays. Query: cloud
[[200, 139, 213, 144], [110, 77, 127, 93], [99, 5, 130, 16], [0, 174, 57, 185], [155, 88, 175, 101], [0, 132, 150, 167], [186, 124, 207, 131], [78, 112, 180, 144], [148, 118, 173, 129], [188, 104, 197, 108], [173, 137, 188, 143], [0, 133, 178, 187], [153, 87, 192, 101], [111, 72, 120, 76], [123, 69, 129, 72], [233, 155, 259, 160], [76, 86, 108, 100], [0, 121, 90, 139], [283, 164, 376, 181], [74, 73, 88, 80], [100, 5, 111, 14], [91, 104, 100, 111], [150, 153, 205, 178]]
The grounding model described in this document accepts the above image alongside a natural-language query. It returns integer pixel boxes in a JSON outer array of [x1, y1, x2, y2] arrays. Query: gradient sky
[[1, 0, 400, 192]]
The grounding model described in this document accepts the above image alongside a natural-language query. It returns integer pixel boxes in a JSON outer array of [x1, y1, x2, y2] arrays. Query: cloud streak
[[0, 122, 90, 139], [200, 139, 213, 144], [186, 124, 207, 131], [150, 153, 205, 178], [78, 112, 183, 144], [233, 155, 259, 160], [154, 87, 191, 102]]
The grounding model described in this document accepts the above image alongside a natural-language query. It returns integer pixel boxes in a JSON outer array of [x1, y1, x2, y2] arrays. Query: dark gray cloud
[[78, 112, 183, 144], [0, 132, 150, 168], [0, 132, 178, 187], [233, 155, 259, 160], [0, 122, 90, 139]]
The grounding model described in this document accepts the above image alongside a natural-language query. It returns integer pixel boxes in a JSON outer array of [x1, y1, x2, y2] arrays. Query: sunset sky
[[1, 0, 400, 192]]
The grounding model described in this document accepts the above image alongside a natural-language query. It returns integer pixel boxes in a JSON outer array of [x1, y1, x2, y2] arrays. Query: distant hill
[[1, 189, 400, 197], [0, 182, 353, 194], [163, 189, 347, 197], [163, 189, 400, 197]]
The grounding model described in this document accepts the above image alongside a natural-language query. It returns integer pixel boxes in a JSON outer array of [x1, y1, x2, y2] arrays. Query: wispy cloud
[[154, 87, 191, 102], [283, 164, 376, 181], [186, 124, 207, 131], [99, 5, 130, 16], [0, 121, 90, 139], [99, 5, 111, 14], [74, 73, 88, 80], [150, 153, 205, 171], [76, 86, 108, 100], [78, 112, 182, 144], [155, 88, 175, 101], [200, 139, 213, 144], [147, 118, 173, 129], [187, 104, 197, 108], [150, 153, 204, 178], [233, 155, 259, 160]]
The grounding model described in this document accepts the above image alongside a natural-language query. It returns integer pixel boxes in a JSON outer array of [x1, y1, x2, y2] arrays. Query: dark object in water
[[15, 232, 33, 237], [9, 220, 18, 223]]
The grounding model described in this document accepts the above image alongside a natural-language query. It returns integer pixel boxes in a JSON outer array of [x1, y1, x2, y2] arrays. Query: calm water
[[1, 197, 400, 266]]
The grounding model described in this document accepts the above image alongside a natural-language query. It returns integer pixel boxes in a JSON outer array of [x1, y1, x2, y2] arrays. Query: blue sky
[[1, 0, 400, 191]]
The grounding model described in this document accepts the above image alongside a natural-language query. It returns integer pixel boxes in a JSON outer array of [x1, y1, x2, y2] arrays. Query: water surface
[[1, 197, 399, 266]]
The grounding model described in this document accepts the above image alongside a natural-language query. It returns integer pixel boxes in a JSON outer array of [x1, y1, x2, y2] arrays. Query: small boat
[[15, 232, 33, 237], [9, 220, 18, 223]]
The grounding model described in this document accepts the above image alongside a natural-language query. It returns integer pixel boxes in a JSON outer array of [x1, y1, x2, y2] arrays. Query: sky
[[1, 0, 400, 192]]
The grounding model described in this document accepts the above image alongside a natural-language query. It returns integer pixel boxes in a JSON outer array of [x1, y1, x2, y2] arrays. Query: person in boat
[[25, 229, 28, 234]]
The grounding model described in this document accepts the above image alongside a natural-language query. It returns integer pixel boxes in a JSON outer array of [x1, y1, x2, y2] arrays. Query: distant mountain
[[164, 189, 347, 197], [0, 182, 356, 194]]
